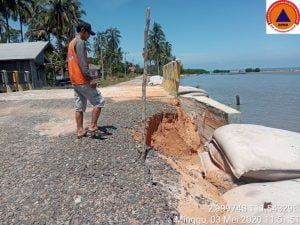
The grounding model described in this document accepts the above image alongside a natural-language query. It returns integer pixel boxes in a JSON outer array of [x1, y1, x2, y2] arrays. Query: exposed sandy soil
[[133, 104, 234, 224], [146, 107, 201, 160]]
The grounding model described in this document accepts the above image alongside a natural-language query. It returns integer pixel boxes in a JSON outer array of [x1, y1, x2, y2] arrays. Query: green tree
[[45, 50, 65, 84], [105, 27, 122, 75], [148, 22, 166, 75], [148, 22, 174, 75], [15, 0, 34, 42], [26, 0, 85, 45], [161, 41, 173, 66], [182, 68, 209, 74], [94, 31, 108, 79], [0, 0, 18, 43], [25, 0, 52, 41], [25, 0, 85, 78], [46, 0, 85, 50], [0, 14, 7, 42], [213, 69, 230, 73], [7, 28, 21, 42]]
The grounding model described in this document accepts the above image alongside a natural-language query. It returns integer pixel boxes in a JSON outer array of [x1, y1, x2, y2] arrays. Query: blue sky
[[13, 0, 299, 70], [81, 0, 300, 70]]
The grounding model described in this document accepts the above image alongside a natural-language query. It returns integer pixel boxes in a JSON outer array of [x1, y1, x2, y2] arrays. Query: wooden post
[[141, 8, 151, 161], [236, 95, 240, 105], [24, 71, 32, 90], [101, 47, 104, 80], [0, 70, 6, 93], [13, 71, 19, 91], [2, 70, 11, 93]]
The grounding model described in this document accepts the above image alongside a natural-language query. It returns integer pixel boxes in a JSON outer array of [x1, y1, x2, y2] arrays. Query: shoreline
[[181, 70, 300, 76]]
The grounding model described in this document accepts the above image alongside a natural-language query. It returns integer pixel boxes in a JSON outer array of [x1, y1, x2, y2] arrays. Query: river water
[[180, 73, 300, 133]]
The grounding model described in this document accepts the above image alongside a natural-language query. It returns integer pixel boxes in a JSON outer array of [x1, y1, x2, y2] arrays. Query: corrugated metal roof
[[0, 41, 51, 61]]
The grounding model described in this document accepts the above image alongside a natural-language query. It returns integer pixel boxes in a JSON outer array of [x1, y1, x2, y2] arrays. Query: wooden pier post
[[236, 95, 240, 105]]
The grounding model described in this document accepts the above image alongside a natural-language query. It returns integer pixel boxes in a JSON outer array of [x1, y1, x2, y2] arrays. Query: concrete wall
[[180, 94, 241, 144]]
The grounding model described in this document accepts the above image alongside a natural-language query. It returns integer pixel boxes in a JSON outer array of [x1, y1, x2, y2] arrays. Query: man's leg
[[89, 107, 102, 131], [85, 87, 105, 131], [76, 111, 85, 136], [74, 87, 87, 136]]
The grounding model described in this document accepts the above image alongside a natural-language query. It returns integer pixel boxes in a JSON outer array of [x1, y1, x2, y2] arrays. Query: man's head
[[76, 21, 95, 40]]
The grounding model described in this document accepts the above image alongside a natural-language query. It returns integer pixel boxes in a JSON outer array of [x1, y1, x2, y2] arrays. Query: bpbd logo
[[266, 0, 300, 34]]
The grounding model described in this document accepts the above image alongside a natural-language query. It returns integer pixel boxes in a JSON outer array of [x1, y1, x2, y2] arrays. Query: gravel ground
[[0, 98, 180, 225]]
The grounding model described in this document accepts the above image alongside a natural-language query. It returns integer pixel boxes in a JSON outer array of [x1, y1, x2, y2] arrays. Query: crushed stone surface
[[0, 98, 180, 225]]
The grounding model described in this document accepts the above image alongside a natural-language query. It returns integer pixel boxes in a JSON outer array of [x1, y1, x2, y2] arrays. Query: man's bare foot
[[77, 130, 87, 139], [88, 126, 98, 132]]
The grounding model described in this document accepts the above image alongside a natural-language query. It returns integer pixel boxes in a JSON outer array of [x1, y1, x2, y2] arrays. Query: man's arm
[[75, 39, 93, 81]]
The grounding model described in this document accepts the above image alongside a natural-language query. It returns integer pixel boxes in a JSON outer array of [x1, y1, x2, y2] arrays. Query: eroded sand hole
[[145, 108, 202, 160], [131, 107, 235, 222]]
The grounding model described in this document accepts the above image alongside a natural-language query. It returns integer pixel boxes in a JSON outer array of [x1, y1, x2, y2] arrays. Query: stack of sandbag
[[206, 124, 300, 181], [148, 75, 163, 86], [200, 124, 300, 225], [178, 86, 209, 97], [223, 179, 300, 225]]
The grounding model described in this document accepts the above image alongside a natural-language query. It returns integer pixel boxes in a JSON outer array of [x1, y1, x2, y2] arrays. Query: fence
[[0, 70, 32, 93], [162, 60, 181, 96]]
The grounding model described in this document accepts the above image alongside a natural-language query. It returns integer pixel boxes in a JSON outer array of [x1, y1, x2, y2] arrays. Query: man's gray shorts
[[74, 84, 105, 112]]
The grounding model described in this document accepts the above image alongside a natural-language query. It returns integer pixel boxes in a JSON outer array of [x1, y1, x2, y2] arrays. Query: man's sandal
[[86, 128, 105, 137], [77, 131, 87, 139]]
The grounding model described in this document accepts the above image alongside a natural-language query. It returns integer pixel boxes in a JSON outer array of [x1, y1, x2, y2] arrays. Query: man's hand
[[90, 80, 97, 89]]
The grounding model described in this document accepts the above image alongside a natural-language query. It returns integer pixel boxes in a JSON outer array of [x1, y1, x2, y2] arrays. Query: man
[[68, 21, 105, 138]]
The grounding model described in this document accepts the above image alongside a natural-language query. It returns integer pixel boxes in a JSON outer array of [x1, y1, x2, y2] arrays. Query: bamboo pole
[[141, 8, 151, 161]]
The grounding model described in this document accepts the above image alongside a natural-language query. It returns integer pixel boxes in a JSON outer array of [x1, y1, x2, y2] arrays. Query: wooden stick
[[141, 8, 151, 161]]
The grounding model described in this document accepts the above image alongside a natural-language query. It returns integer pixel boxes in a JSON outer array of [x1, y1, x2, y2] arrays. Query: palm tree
[[0, 0, 18, 43], [26, 0, 85, 45], [149, 22, 166, 75], [25, 1, 52, 41], [0, 14, 7, 42], [105, 27, 122, 75], [15, 0, 34, 42], [106, 27, 121, 51], [94, 31, 108, 79], [9, 28, 21, 42], [45, 0, 85, 50], [161, 41, 172, 66]]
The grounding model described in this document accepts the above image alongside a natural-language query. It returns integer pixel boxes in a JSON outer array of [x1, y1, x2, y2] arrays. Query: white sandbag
[[180, 92, 208, 98], [148, 75, 163, 86], [223, 179, 300, 225], [178, 86, 208, 96], [211, 124, 300, 180]]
